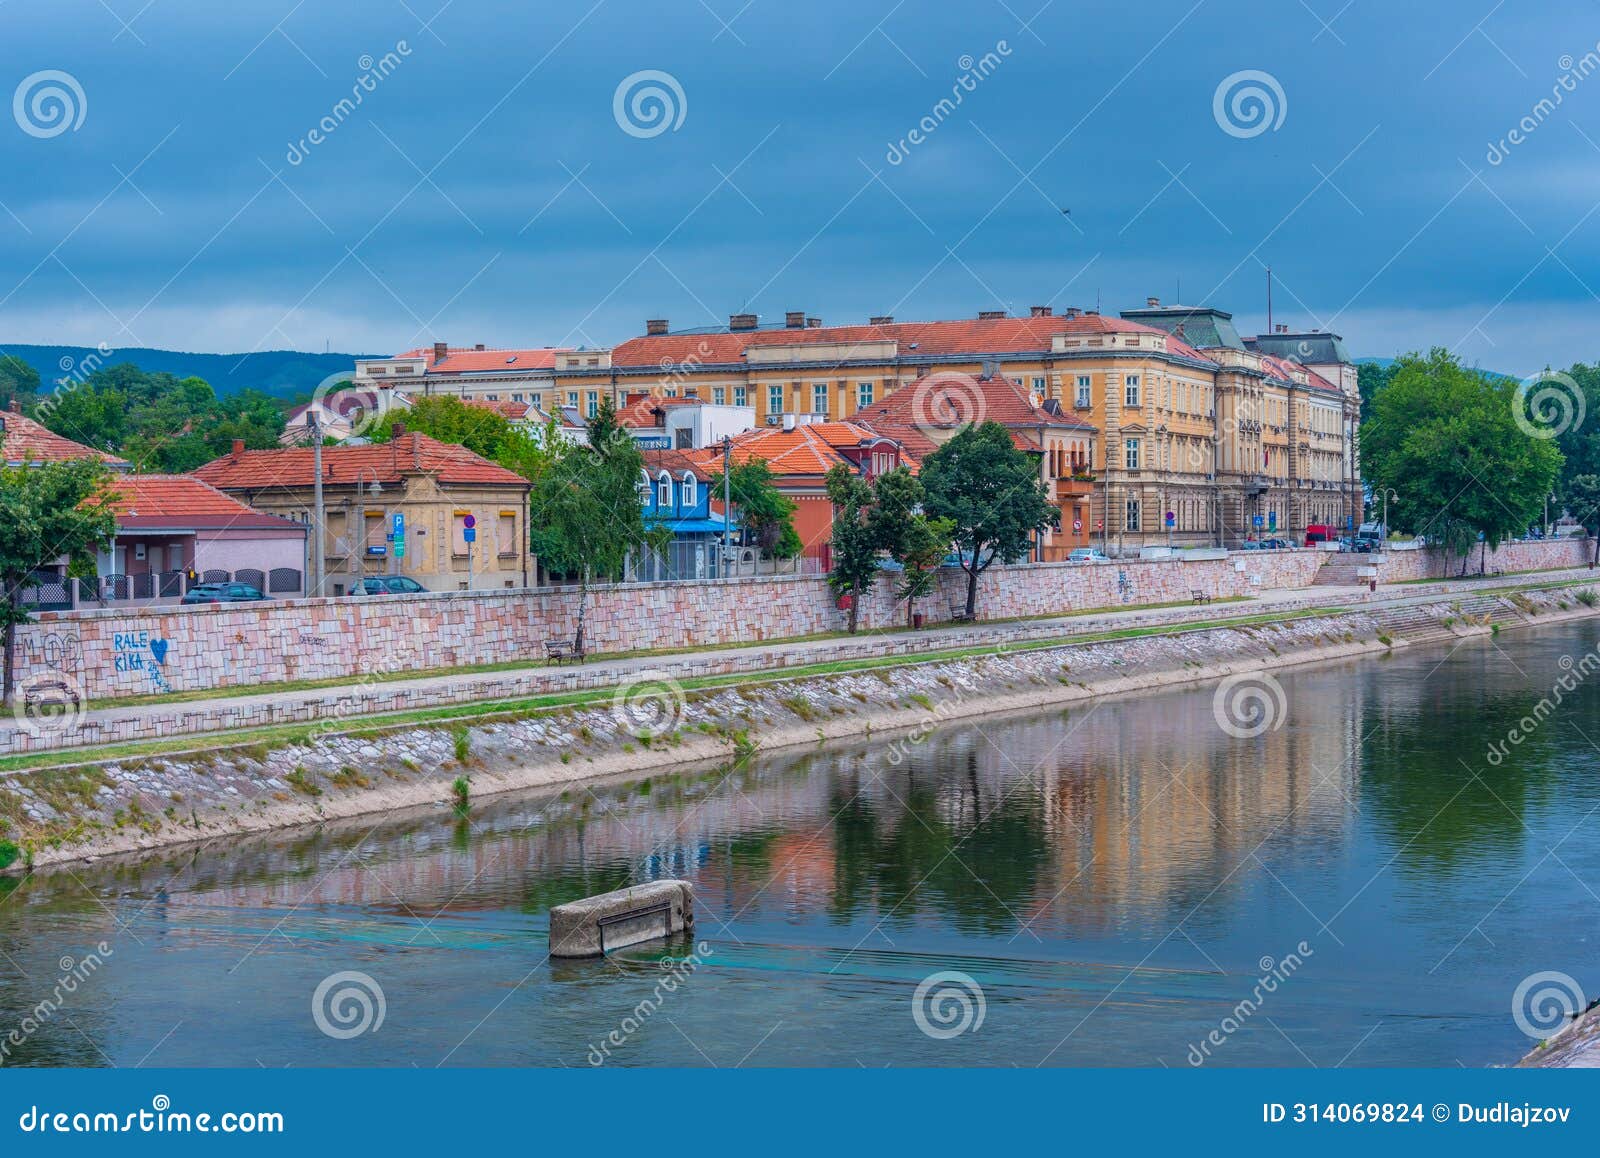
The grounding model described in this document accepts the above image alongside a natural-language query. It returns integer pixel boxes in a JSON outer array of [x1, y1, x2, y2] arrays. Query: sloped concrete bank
[[4, 586, 1598, 873]]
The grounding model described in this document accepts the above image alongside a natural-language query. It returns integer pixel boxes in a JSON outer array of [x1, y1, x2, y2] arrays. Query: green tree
[[711, 458, 800, 558], [0, 355, 40, 414], [1, 459, 118, 708], [1362, 349, 1562, 575], [371, 395, 512, 460], [824, 464, 880, 634], [920, 422, 1057, 618], [1357, 359, 1397, 425], [528, 399, 666, 652], [1562, 473, 1600, 567], [867, 466, 953, 628]]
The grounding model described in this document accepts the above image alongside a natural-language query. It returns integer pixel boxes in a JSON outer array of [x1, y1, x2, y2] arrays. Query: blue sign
[[393, 512, 405, 536], [1269, 511, 1277, 530], [463, 527, 476, 543], [1253, 515, 1264, 528]]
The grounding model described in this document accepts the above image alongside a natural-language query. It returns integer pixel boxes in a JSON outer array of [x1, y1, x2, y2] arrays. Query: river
[[3, 621, 1598, 1067]]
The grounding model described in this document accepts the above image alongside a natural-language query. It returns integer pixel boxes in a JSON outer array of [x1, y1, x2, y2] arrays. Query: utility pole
[[721, 434, 732, 578], [311, 411, 325, 598]]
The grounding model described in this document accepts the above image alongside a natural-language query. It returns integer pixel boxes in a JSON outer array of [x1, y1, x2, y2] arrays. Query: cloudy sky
[[1, 0, 1597, 373]]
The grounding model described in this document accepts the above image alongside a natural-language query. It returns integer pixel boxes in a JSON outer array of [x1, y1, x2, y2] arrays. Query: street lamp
[[1377, 486, 1399, 550]]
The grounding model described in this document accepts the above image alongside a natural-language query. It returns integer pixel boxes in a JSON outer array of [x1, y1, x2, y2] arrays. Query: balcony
[[1055, 474, 1097, 499]]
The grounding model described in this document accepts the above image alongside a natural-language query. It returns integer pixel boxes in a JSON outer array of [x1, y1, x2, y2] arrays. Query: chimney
[[782, 413, 797, 431], [805, 317, 822, 328], [1063, 306, 1081, 319], [392, 421, 407, 437], [645, 318, 669, 336], [231, 438, 245, 457], [1146, 296, 1160, 308], [626, 391, 650, 406], [978, 309, 1006, 320], [433, 341, 448, 362], [1029, 305, 1052, 318], [785, 311, 805, 328], [869, 315, 894, 325], [474, 343, 485, 351], [729, 312, 758, 330]]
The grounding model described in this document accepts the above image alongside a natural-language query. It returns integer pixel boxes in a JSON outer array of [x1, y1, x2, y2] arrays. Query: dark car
[[1258, 537, 1291, 550], [350, 576, 428, 596], [181, 582, 270, 605]]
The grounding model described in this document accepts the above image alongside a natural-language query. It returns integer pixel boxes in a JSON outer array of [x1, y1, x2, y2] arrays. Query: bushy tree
[[0, 355, 40, 414], [920, 422, 1057, 618], [370, 394, 514, 461], [824, 464, 879, 634], [711, 458, 800, 558], [1362, 349, 1562, 574], [868, 466, 953, 627]]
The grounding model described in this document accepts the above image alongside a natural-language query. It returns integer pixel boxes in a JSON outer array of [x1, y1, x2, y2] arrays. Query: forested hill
[[0, 344, 376, 399]]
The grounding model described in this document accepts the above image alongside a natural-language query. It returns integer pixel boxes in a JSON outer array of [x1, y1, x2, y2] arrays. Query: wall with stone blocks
[[12, 540, 1587, 703]]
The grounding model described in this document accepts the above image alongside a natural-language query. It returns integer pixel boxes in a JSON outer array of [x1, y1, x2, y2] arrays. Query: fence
[[17, 568, 305, 610], [624, 543, 820, 583]]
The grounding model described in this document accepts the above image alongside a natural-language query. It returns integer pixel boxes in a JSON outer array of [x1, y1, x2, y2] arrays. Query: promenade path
[[4, 566, 1596, 762]]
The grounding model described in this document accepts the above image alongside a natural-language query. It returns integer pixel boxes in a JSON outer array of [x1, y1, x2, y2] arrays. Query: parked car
[[1304, 523, 1335, 546], [181, 582, 271, 605], [1067, 548, 1109, 564], [1354, 522, 1386, 551], [1258, 537, 1291, 550], [349, 576, 429, 596]]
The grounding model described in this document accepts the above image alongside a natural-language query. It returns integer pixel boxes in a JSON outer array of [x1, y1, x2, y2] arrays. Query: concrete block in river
[[549, 880, 695, 958]]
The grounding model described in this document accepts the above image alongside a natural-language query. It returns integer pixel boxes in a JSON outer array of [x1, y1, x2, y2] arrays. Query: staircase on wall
[[1312, 553, 1375, 586]]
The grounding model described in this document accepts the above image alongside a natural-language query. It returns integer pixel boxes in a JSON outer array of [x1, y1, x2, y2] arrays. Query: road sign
[[1253, 515, 1264, 528], [1072, 519, 1082, 533], [462, 513, 476, 529], [393, 513, 405, 536], [1268, 511, 1278, 530], [463, 527, 476, 543], [1165, 510, 1175, 526]]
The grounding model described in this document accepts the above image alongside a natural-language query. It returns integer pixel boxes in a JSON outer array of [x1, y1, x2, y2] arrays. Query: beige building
[[192, 431, 532, 595]]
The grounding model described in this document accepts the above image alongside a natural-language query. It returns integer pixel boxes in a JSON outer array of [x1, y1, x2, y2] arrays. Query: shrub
[[0, 839, 19, 872], [452, 728, 471, 764], [452, 776, 471, 814]]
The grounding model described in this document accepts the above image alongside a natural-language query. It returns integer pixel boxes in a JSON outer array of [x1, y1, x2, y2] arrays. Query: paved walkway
[[6, 567, 1596, 760]]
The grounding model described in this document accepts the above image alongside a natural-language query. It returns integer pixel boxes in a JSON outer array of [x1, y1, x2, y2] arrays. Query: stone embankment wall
[[11, 539, 1588, 702]]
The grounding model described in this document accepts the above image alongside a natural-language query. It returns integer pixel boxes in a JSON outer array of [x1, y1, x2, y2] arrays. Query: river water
[[3, 622, 1599, 1068]]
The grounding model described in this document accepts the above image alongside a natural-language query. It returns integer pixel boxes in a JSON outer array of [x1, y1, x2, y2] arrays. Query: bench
[[544, 637, 585, 664], [1191, 590, 1213, 604], [950, 609, 975, 623]]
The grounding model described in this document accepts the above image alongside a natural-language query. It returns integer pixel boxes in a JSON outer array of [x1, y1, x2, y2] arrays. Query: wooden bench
[[1191, 590, 1213, 605], [545, 637, 585, 664], [950, 609, 975, 623]]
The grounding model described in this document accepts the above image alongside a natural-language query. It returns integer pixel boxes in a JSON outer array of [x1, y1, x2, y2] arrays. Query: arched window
[[657, 471, 673, 507], [681, 472, 696, 508], [638, 469, 651, 507]]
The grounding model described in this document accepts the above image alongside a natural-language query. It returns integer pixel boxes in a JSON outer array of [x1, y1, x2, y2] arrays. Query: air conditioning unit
[[765, 415, 783, 426]]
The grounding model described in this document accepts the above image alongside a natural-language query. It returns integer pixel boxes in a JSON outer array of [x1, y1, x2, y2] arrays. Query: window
[[586, 391, 599, 418], [487, 393, 500, 402], [768, 385, 783, 417], [531, 392, 543, 409], [734, 386, 747, 407], [1125, 499, 1141, 532], [512, 393, 524, 402], [1124, 438, 1140, 471], [812, 383, 829, 415], [680, 474, 696, 508], [497, 512, 517, 557], [1032, 376, 1045, 394], [1124, 375, 1141, 408], [857, 381, 874, 409], [712, 386, 726, 405], [566, 391, 578, 408], [1075, 375, 1092, 408], [657, 472, 672, 507], [638, 470, 651, 506]]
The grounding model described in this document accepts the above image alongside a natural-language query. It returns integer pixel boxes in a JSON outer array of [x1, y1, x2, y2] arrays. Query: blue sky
[[2, 0, 1598, 373]]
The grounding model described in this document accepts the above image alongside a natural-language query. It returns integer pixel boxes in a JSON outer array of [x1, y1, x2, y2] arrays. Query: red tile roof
[[190, 433, 530, 491], [393, 347, 565, 374], [852, 371, 1096, 457], [610, 313, 1208, 368], [641, 448, 714, 481], [683, 421, 908, 484], [2, 407, 129, 467], [102, 475, 306, 531], [615, 392, 700, 429]]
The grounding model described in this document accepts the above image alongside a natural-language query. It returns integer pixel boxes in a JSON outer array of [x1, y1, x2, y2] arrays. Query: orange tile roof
[[852, 371, 1096, 457], [190, 433, 530, 491], [394, 346, 566, 374], [102, 475, 306, 530], [610, 313, 1209, 368], [615, 392, 700, 429], [2, 407, 129, 467], [683, 421, 908, 484], [641, 448, 714, 481]]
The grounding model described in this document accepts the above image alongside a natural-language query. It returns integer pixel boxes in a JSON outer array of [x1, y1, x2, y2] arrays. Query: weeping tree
[[1, 458, 118, 708], [528, 400, 667, 653]]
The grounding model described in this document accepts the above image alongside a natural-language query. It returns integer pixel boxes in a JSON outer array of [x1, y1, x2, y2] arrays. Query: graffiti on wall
[[112, 631, 173, 693]]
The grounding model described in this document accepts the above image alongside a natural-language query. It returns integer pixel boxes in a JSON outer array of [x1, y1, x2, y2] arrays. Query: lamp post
[[1378, 486, 1398, 550]]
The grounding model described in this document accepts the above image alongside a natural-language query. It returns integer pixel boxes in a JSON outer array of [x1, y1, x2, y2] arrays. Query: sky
[[1, 0, 1598, 374]]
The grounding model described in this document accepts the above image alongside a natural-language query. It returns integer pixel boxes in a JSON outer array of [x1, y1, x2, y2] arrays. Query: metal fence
[[624, 543, 819, 583], [18, 568, 305, 609]]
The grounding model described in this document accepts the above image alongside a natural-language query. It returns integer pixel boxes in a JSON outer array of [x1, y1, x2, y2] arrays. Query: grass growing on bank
[[2, 605, 1351, 777]]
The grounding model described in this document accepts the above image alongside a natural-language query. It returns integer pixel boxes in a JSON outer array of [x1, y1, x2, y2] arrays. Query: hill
[[0, 344, 378, 400]]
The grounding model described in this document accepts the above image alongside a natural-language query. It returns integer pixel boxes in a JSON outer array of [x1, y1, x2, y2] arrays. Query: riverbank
[[4, 583, 1598, 873], [1518, 1003, 1600, 1067]]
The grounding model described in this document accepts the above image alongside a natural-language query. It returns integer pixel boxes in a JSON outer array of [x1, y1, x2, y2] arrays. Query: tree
[[0, 355, 40, 414], [1356, 359, 1397, 425], [1563, 473, 1600, 568], [711, 458, 800, 558], [0, 459, 118, 708], [528, 399, 666, 652], [1361, 349, 1562, 575], [867, 466, 953, 628], [920, 422, 1057, 618], [371, 395, 513, 461], [824, 464, 879, 634]]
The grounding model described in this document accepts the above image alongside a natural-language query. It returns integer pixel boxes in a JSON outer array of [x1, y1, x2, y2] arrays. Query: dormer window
[[681, 473, 696, 507], [657, 471, 673, 507]]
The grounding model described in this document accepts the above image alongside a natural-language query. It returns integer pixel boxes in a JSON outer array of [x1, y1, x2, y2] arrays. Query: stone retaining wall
[[10, 539, 1587, 705]]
